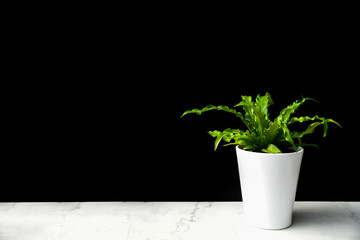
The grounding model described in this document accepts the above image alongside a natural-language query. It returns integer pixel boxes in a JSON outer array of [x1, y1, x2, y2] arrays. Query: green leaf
[[262, 144, 281, 153], [300, 143, 319, 148], [275, 97, 317, 123], [326, 119, 342, 128], [182, 104, 244, 120], [234, 95, 252, 108], [289, 115, 341, 128], [181, 104, 216, 118], [243, 144, 258, 151], [233, 93, 272, 139], [290, 117, 342, 139], [222, 128, 235, 142], [255, 92, 273, 121], [182, 93, 341, 152], [182, 104, 252, 131], [214, 133, 225, 151], [264, 121, 281, 144], [280, 122, 297, 150], [208, 129, 234, 151], [208, 130, 221, 137], [208, 128, 253, 151]]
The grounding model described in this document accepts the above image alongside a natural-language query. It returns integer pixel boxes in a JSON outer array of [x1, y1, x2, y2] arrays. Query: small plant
[[181, 92, 341, 153]]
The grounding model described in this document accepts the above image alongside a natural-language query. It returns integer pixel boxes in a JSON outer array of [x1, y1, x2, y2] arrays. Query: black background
[[2, 6, 359, 201]]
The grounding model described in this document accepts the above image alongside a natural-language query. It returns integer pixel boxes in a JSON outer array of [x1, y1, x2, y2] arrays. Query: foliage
[[181, 93, 341, 153]]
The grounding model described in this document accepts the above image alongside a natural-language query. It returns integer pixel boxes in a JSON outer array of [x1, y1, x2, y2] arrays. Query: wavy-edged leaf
[[243, 144, 259, 151], [289, 115, 341, 127], [291, 122, 321, 139], [182, 93, 341, 153], [208, 128, 236, 151], [275, 97, 317, 123], [290, 115, 341, 137], [233, 93, 272, 138], [301, 143, 320, 148], [326, 119, 342, 128], [234, 95, 252, 108], [182, 104, 253, 133], [182, 104, 245, 121], [181, 104, 216, 117], [208, 130, 221, 137], [234, 132, 257, 146], [291, 118, 341, 139], [262, 144, 281, 153], [234, 95, 256, 131], [255, 92, 273, 121], [214, 133, 224, 151], [208, 128, 253, 151], [280, 122, 296, 149]]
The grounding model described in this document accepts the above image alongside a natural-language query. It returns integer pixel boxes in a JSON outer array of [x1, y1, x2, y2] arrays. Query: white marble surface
[[0, 202, 359, 240]]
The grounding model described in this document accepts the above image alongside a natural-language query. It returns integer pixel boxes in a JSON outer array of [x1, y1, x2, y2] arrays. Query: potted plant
[[181, 92, 341, 230]]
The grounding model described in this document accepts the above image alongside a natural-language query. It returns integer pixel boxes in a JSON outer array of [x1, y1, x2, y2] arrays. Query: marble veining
[[341, 202, 360, 225], [174, 202, 212, 233], [0, 202, 359, 240]]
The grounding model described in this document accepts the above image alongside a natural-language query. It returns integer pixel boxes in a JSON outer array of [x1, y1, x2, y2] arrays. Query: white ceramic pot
[[236, 146, 304, 230]]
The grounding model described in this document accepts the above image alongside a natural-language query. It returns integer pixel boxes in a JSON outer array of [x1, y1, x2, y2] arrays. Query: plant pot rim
[[236, 146, 304, 156]]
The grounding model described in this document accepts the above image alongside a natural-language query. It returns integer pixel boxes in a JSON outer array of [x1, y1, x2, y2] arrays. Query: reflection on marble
[[0, 202, 359, 240]]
